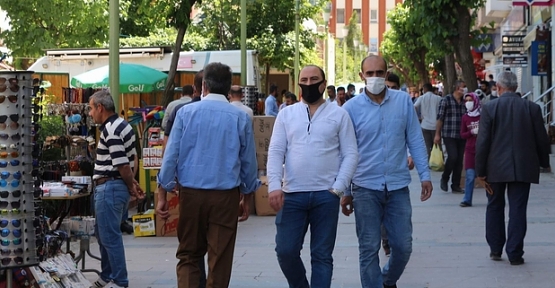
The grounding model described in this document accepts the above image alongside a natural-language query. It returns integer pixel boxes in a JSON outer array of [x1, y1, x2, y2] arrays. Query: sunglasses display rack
[[0, 71, 40, 284]]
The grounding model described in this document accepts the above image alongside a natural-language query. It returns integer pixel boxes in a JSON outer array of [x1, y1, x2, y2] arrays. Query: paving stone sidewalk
[[78, 171, 555, 288]]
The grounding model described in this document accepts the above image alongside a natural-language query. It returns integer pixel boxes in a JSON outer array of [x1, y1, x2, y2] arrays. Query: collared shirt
[[230, 100, 254, 120], [265, 95, 278, 116], [437, 94, 466, 139], [267, 102, 358, 193], [326, 97, 339, 105], [414, 92, 442, 130], [157, 93, 260, 194], [342, 90, 430, 193], [165, 96, 201, 137], [94, 114, 136, 179], [162, 95, 192, 131]]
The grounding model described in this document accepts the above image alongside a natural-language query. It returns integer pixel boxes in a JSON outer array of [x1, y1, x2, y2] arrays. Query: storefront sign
[[502, 34, 525, 55], [513, 0, 554, 6], [503, 55, 529, 66], [531, 41, 548, 75]]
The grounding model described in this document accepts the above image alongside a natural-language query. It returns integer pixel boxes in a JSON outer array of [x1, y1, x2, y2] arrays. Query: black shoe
[[440, 179, 448, 191], [451, 185, 463, 194], [459, 202, 472, 207], [120, 222, 134, 234], [490, 252, 502, 261], [383, 284, 397, 288], [510, 258, 525, 265]]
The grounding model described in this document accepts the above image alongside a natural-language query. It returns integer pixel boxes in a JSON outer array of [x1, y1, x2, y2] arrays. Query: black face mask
[[299, 80, 325, 104]]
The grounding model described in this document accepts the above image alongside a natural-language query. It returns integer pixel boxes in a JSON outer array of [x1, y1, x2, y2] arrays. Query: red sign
[[512, 0, 553, 6]]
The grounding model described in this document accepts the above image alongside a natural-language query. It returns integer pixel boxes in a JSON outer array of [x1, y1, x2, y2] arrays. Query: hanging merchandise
[[0, 71, 41, 271]]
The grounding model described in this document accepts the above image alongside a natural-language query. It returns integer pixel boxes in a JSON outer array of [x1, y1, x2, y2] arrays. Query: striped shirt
[[93, 114, 136, 179]]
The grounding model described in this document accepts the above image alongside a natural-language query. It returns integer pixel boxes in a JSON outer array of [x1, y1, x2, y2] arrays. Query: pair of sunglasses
[[0, 256, 24, 265], [0, 228, 22, 238], [0, 219, 20, 228], [0, 248, 23, 256], [0, 95, 17, 104], [0, 160, 20, 167], [0, 115, 18, 124], [0, 238, 22, 246], [0, 133, 21, 141], [0, 144, 18, 150], [0, 180, 20, 188], [0, 201, 20, 209], [0, 190, 21, 198], [0, 152, 19, 159], [0, 172, 22, 180]]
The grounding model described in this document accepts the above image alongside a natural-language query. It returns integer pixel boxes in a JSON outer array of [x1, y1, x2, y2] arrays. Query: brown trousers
[[176, 187, 240, 288]]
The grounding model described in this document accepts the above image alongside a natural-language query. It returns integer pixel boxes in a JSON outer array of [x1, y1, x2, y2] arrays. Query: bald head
[[228, 85, 243, 101]]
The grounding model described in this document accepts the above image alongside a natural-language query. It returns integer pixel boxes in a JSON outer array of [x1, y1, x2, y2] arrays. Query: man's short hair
[[327, 85, 336, 90], [203, 63, 232, 95], [194, 70, 204, 94], [386, 73, 400, 87], [90, 90, 116, 113], [182, 85, 194, 95], [301, 65, 326, 80], [422, 83, 433, 92], [496, 71, 518, 91], [270, 84, 278, 93], [285, 92, 297, 102], [347, 84, 355, 90], [480, 80, 489, 87], [337, 87, 346, 92]]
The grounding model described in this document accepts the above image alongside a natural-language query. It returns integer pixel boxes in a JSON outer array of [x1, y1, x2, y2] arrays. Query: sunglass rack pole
[[0, 71, 40, 284]]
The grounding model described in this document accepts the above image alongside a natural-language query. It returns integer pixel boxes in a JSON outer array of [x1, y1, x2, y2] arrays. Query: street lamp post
[[294, 0, 300, 96], [342, 27, 348, 84], [323, 3, 331, 81]]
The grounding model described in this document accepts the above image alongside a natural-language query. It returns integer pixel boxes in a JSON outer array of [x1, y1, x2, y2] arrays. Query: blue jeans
[[462, 169, 476, 205], [95, 179, 130, 287], [275, 191, 340, 288], [353, 186, 413, 288]]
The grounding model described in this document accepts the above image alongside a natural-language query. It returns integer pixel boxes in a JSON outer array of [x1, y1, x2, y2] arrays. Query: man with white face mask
[[435, 80, 468, 194], [342, 55, 433, 288]]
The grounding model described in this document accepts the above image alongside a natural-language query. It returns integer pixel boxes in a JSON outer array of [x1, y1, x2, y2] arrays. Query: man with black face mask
[[267, 65, 359, 288]]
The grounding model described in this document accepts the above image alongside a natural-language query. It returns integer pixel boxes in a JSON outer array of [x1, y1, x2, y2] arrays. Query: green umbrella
[[70, 63, 167, 93]]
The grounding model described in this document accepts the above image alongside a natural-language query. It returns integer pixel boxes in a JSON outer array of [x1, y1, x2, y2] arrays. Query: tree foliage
[[0, 0, 109, 60], [334, 13, 364, 84], [120, 0, 170, 37]]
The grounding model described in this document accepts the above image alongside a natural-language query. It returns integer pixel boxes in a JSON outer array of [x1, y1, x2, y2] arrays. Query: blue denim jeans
[[275, 191, 340, 288], [353, 186, 413, 288], [462, 169, 476, 205], [95, 179, 130, 287]]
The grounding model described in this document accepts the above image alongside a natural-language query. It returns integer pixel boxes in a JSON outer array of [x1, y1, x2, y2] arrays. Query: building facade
[[329, 0, 403, 54]]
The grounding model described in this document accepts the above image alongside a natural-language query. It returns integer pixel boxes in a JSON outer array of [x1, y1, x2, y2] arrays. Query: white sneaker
[[90, 278, 108, 288], [105, 281, 127, 288]]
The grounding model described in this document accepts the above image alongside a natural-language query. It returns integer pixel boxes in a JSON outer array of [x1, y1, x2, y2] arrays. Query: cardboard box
[[156, 213, 179, 237], [255, 137, 271, 153], [256, 152, 268, 170], [253, 116, 275, 138], [132, 209, 156, 237], [139, 159, 159, 193], [254, 176, 276, 216]]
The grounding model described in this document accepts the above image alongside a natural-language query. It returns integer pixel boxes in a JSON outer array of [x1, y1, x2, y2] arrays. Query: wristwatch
[[329, 188, 344, 198]]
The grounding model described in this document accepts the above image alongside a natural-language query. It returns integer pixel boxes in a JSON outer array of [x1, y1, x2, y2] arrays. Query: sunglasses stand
[[0, 71, 40, 285]]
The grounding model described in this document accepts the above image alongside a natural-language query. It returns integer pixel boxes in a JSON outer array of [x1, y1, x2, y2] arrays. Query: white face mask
[[491, 90, 498, 97], [461, 87, 468, 94], [365, 77, 386, 95], [465, 102, 474, 111]]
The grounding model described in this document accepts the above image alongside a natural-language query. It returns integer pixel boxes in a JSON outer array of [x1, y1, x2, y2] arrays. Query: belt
[[94, 177, 122, 186]]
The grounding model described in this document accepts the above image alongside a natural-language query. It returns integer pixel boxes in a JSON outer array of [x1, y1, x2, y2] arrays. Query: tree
[[335, 13, 363, 84], [161, 0, 198, 107], [0, 0, 109, 63], [404, 0, 488, 92], [120, 0, 170, 37]]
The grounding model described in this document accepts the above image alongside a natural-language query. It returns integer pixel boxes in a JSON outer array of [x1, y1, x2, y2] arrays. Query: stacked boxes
[[154, 192, 180, 236], [253, 116, 275, 170]]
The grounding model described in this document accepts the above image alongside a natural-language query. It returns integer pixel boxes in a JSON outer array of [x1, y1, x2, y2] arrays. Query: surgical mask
[[491, 91, 498, 97], [465, 102, 474, 111], [365, 77, 386, 95], [461, 87, 468, 94], [299, 80, 325, 104]]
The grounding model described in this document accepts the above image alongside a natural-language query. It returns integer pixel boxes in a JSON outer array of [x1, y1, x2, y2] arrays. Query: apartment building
[[328, 0, 403, 54]]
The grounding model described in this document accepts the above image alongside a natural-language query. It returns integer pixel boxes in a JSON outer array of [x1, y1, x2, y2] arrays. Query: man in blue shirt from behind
[[265, 84, 279, 116], [342, 55, 433, 288], [156, 62, 260, 288]]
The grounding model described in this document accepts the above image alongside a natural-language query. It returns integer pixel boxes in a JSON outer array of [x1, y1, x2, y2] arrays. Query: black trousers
[[441, 137, 466, 187], [486, 182, 530, 261]]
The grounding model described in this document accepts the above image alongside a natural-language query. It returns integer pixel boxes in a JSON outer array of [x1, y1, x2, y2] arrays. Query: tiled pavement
[[78, 170, 555, 288]]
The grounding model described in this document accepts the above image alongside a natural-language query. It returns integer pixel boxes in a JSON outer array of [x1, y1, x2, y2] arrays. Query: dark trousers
[[176, 187, 240, 288], [441, 137, 466, 187], [421, 129, 436, 159], [486, 182, 530, 261]]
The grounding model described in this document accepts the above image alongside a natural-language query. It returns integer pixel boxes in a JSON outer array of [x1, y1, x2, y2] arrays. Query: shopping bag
[[429, 144, 444, 171]]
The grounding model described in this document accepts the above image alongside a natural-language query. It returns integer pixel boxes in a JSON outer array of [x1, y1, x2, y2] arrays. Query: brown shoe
[[382, 240, 391, 256]]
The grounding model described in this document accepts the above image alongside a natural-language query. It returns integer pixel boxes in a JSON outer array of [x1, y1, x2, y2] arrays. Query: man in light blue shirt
[[267, 65, 358, 288], [156, 62, 260, 288], [342, 55, 433, 288], [265, 84, 279, 116]]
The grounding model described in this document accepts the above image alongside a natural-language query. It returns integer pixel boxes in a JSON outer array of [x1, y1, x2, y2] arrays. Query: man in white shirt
[[414, 83, 442, 158], [267, 65, 358, 288], [161, 85, 193, 131], [228, 85, 253, 120], [326, 85, 338, 105]]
